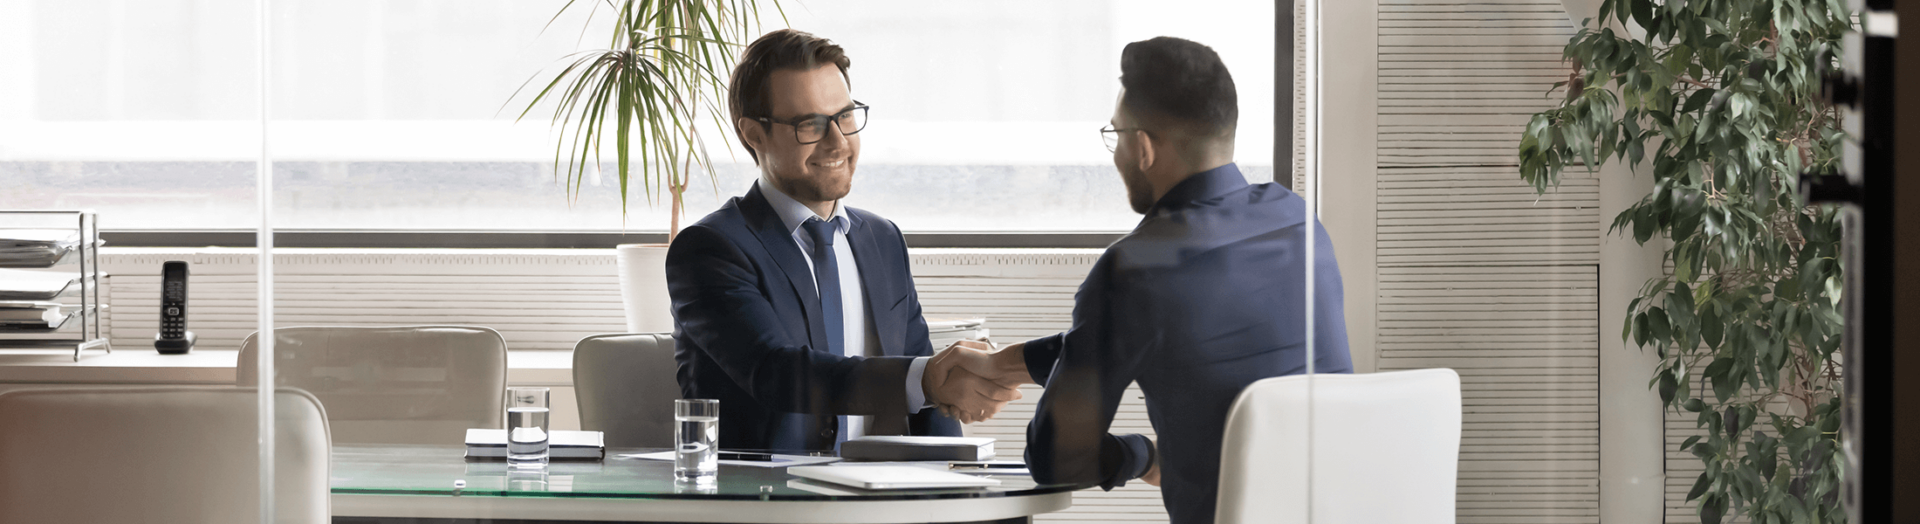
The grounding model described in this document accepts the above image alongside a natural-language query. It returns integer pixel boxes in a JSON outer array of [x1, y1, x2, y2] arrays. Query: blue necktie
[[801, 218, 847, 445]]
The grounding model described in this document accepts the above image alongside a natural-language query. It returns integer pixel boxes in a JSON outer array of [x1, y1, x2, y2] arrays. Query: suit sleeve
[[1024, 253, 1156, 489], [881, 220, 965, 436], [667, 224, 913, 416]]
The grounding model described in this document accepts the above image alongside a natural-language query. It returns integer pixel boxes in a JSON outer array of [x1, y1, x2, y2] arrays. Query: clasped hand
[[921, 339, 1032, 423]]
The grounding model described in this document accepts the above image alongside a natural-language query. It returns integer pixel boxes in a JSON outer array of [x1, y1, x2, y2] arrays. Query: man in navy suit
[[936, 37, 1355, 523], [666, 29, 1019, 452]]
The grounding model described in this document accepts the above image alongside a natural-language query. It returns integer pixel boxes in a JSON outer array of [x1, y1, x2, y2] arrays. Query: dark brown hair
[[727, 29, 852, 164], [1120, 37, 1237, 137]]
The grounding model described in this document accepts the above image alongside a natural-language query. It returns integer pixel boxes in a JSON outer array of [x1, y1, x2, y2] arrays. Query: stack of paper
[[0, 230, 80, 267], [0, 270, 79, 301], [464, 428, 605, 460], [0, 301, 65, 330]]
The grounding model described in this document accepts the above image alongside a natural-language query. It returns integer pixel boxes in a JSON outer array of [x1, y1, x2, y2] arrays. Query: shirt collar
[[1149, 163, 1250, 211], [757, 177, 849, 235]]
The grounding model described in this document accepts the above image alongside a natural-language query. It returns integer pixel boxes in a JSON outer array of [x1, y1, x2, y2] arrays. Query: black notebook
[[839, 436, 995, 462]]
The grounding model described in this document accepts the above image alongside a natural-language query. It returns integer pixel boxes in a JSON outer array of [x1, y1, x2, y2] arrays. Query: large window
[[3, 0, 1275, 233]]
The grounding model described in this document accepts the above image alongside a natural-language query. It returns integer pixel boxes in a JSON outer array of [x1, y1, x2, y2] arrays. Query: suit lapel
[[741, 185, 829, 354], [845, 213, 898, 357]]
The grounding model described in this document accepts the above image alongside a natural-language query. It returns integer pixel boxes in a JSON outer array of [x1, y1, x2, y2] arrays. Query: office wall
[[1308, 0, 1685, 521]]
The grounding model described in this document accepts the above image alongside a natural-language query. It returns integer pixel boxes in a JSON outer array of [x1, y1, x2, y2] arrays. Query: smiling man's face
[[754, 64, 860, 207]]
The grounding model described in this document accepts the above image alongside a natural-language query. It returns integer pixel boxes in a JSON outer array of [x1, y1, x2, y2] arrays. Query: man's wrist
[[993, 344, 1033, 384]]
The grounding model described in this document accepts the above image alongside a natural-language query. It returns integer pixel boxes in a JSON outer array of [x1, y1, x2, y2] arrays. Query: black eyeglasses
[[754, 102, 870, 145], [1101, 124, 1148, 152]]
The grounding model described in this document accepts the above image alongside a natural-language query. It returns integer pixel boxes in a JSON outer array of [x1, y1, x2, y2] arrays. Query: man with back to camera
[[665, 29, 1022, 453], [931, 37, 1355, 523]]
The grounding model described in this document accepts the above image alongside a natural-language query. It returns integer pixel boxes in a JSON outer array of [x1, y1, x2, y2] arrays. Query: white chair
[[1216, 368, 1463, 524], [571, 333, 680, 448], [0, 386, 331, 524], [238, 325, 508, 445]]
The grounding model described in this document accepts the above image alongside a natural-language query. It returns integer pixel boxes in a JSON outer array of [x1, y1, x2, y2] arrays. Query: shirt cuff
[[1023, 333, 1066, 386], [906, 356, 933, 412], [1101, 433, 1155, 490]]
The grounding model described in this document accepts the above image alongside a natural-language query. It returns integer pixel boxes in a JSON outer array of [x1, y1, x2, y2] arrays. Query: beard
[[772, 173, 852, 203], [767, 159, 855, 204], [1120, 164, 1155, 214]]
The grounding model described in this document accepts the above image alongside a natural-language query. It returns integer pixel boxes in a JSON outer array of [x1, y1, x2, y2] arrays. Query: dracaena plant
[[513, 0, 781, 239], [1518, 0, 1851, 522]]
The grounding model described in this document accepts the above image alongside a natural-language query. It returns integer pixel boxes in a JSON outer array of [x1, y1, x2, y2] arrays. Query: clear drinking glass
[[675, 399, 719, 484], [507, 387, 551, 469]]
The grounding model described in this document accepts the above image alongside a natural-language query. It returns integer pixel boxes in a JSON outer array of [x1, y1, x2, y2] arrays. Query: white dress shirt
[[758, 179, 933, 439]]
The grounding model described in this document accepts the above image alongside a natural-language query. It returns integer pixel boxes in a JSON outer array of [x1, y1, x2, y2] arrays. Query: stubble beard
[[769, 162, 854, 204], [1122, 166, 1154, 214]]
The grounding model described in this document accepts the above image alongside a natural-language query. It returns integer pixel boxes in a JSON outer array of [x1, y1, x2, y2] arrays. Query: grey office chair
[[572, 332, 680, 448], [0, 387, 331, 524], [238, 325, 509, 445]]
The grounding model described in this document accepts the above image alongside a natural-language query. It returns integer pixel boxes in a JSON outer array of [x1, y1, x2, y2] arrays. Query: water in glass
[[675, 399, 718, 483], [508, 406, 550, 468]]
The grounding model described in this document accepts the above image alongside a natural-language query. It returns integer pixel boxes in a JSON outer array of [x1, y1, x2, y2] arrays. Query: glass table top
[[331, 445, 1081, 501]]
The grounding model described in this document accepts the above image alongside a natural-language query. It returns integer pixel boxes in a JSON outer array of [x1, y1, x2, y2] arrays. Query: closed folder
[[463, 428, 605, 460], [838, 436, 995, 462]]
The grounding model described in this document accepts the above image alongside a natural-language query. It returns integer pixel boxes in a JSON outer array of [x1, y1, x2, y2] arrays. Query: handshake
[[921, 339, 1033, 423]]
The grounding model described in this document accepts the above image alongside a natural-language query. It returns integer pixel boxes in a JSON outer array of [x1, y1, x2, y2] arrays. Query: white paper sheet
[[831, 460, 1030, 476], [617, 451, 842, 468]]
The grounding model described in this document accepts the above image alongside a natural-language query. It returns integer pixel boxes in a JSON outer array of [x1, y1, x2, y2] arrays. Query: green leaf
[[1703, 492, 1727, 524], [1688, 471, 1714, 501], [1701, 307, 1724, 348], [1684, 88, 1718, 113], [1648, 306, 1673, 344], [1685, 398, 1706, 412], [1634, 311, 1652, 347]]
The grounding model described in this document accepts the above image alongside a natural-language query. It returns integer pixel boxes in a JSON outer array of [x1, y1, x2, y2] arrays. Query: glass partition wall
[[256, 1, 1284, 523], [17, 0, 1845, 522], [1303, 0, 1620, 520]]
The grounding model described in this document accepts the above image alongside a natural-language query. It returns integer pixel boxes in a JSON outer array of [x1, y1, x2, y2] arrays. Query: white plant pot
[[615, 244, 674, 334]]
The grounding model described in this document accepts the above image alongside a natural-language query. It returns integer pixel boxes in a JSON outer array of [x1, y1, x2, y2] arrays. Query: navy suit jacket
[[666, 184, 962, 452], [1022, 164, 1354, 524]]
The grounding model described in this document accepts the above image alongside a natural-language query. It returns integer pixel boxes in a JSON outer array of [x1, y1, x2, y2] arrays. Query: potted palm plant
[[513, 0, 780, 333]]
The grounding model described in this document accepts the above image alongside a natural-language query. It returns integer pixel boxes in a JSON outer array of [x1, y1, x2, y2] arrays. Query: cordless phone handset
[[154, 260, 196, 354]]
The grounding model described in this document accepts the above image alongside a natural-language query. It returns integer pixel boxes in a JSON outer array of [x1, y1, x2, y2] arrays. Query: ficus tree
[[1518, 0, 1851, 522]]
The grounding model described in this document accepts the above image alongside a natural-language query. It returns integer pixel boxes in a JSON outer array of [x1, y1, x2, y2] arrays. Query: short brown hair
[[727, 29, 852, 164]]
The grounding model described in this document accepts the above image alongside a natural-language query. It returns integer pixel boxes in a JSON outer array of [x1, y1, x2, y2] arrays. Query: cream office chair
[[1216, 368, 1463, 524], [238, 325, 509, 445], [0, 387, 331, 524], [572, 333, 680, 448]]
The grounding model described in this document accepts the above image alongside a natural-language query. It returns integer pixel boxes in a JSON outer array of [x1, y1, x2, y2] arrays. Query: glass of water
[[507, 387, 550, 469], [675, 399, 719, 484]]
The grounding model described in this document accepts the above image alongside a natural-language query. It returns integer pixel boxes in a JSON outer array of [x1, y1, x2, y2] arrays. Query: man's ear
[[1134, 131, 1157, 174], [738, 118, 767, 163]]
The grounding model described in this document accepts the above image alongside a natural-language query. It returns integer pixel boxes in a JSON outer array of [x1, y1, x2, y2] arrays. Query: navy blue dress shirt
[[1021, 163, 1354, 524]]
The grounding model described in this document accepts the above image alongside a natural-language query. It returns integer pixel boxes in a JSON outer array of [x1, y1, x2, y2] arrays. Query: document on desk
[[831, 460, 1030, 476], [618, 451, 841, 468], [787, 465, 1001, 490]]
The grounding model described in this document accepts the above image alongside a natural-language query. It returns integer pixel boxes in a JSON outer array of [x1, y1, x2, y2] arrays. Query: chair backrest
[[238, 325, 508, 445], [0, 386, 331, 524], [572, 333, 680, 448], [1216, 368, 1463, 524]]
